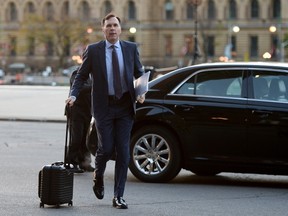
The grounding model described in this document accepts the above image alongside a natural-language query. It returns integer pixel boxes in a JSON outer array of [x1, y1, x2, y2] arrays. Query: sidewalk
[[0, 85, 69, 122]]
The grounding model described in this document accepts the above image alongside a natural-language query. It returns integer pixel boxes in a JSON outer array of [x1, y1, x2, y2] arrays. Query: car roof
[[154, 61, 288, 80], [196, 61, 288, 67], [149, 61, 288, 89]]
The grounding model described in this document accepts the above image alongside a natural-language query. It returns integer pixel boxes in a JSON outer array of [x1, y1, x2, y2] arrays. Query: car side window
[[252, 71, 288, 102], [195, 70, 243, 97], [175, 70, 243, 97]]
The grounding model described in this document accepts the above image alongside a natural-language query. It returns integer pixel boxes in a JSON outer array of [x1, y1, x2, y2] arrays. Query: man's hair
[[101, 13, 121, 26]]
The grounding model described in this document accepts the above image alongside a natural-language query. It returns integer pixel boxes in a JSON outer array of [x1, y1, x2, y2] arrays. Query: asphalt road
[[1, 85, 288, 216]]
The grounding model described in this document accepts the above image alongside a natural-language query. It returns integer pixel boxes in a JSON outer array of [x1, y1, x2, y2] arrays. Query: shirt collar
[[106, 40, 120, 49]]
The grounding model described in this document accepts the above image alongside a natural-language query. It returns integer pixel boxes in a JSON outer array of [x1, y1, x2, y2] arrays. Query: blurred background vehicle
[[42, 66, 52, 77], [62, 65, 79, 77], [0, 68, 5, 78], [0, 68, 5, 84]]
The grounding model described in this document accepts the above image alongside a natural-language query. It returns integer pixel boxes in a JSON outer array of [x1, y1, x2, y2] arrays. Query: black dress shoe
[[93, 177, 104, 199], [80, 165, 95, 172], [112, 197, 128, 209], [67, 164, 84, 173]]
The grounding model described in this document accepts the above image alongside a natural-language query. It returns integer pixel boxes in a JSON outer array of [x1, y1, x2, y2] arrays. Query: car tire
[[129, 126, 181, 183]]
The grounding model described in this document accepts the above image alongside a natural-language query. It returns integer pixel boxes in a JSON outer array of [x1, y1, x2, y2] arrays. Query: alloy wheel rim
[[133, 133, 170, 175]]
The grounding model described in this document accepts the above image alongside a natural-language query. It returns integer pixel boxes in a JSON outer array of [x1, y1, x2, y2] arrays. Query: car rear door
[[165, 68, 249, 163], [246, 69, 288, 164]]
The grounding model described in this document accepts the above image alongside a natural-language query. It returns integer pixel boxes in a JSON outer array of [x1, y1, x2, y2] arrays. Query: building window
[[27, 37, 35, 56], [250, 36, 258, 57], [207, 0, 216, 20], [270, 35, 279, 60], [231, 35, 236, 52], [46, 38, 54, 56], [64, 36, 70, 57], [186, 0, 194, 20], [104, 1, 112, 15], [9, 36, 17, 56], [207, 36, 215, 57], [61, 1, 69, 19], [272, 0, 281, 19], [79, 1, 90, 21], [164, 35, 173, 57], [7, 2, 18, 22], [229, 0, 237, 19], [128, 36, 135, 42], [165, 0, 174, 20], [25, 2, 35, 14], [44, 2, 54, 21], [128, 1, 136, 20], [251, 0, 259, 18]]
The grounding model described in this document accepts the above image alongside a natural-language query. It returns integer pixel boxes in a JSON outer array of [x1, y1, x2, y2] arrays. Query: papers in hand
[[134, 71, 150, 97]]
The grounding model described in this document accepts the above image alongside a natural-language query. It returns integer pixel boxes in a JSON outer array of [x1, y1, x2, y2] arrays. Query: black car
[[87, 62, 288, 183]]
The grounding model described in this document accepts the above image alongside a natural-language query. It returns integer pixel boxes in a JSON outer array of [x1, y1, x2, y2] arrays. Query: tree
[[20, 14, 92, 70]]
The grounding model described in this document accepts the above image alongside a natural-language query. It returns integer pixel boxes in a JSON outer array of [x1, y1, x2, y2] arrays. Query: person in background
[[65, 13, 145, 209], [65, 68, 94, 173]]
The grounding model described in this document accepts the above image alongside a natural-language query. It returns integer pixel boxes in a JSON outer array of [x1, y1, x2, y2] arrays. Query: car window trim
[[170, 67, 247, 99], [247, 67, 288, 102]]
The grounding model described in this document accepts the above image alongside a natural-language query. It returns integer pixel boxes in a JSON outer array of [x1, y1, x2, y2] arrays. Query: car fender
[[133, 104, 184, 144]]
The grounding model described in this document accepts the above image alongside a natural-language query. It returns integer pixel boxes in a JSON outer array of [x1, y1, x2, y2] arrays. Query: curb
[[0, 117, 66, 123]]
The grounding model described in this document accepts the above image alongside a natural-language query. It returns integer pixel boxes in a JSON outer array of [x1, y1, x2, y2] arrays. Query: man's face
[[102, 17, 121, 44]]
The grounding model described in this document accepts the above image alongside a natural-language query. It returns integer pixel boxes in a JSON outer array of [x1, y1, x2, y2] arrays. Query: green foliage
[[19, 14, 92, 67]]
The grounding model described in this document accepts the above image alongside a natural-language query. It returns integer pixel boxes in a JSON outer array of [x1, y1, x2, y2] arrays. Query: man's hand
[[65, 96, 76, 106], [137, 94, 145, 104]]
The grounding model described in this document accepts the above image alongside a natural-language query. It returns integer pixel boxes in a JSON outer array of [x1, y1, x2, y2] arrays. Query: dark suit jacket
[[70, 40, 144, 121]]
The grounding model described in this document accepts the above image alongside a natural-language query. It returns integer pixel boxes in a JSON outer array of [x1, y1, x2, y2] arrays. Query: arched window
[[165, 0, 174, 20], [104, 1, 112, 15], [186, 0, 193, 20], [79, 1, 90, 21], [43, 2, 54, 21], [25, 2, 35, 14], [251, 0, 259, 18], [61, 1, 70, 19], [229, 0, 237, 19], [207, 0, 216, 20], [7, 2, 18, 22], [272, 0, 281, 19], [128, 1, 136, 20]]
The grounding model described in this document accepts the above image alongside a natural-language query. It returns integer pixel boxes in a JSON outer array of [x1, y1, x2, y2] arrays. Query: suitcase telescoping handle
[[64, 104, 72, 167]]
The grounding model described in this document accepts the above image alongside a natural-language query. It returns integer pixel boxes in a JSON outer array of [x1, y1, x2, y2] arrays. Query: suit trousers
[[94, 92, 134, 198]]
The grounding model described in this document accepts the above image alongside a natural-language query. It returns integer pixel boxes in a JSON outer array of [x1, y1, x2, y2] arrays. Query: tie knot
[[111, 45, 116, 50]]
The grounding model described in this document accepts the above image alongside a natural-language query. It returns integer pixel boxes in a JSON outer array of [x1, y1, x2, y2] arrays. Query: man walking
[[66, 13, 145, 209]]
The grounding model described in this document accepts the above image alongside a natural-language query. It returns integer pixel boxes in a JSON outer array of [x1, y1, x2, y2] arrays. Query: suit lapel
[[120, 41, 129, 78], [97, 41, 108, 82]]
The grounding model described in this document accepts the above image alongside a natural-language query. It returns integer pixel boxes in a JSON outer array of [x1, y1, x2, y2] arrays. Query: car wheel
[[129, 126, 181, 183]]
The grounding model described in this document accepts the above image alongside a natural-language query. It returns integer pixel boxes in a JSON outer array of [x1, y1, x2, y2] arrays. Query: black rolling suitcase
[[38, 115, 74, 208]]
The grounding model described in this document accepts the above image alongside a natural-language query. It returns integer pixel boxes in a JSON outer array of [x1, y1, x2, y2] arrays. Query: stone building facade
[[0, 0, 287, 72]]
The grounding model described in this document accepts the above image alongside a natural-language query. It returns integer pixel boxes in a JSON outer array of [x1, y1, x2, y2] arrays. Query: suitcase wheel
[[40, 202, 44, 208], [68, 201, 73, 206]]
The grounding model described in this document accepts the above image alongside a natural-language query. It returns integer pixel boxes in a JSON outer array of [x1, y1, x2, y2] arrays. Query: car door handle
[[174, 104, 194, 111], [252, 110, 273, 117]]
